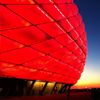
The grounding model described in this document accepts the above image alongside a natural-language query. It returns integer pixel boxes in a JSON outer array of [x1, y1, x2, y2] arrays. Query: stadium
[[0, 0, 87, 99]]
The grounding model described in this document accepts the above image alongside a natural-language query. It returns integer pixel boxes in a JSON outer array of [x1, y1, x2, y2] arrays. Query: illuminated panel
[[0, 0, 87, 84]]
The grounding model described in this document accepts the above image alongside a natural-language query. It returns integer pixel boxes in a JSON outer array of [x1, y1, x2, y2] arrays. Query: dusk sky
[[73, 0, 100, 88]]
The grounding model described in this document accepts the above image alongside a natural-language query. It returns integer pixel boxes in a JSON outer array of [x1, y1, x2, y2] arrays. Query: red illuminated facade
[[0, 0, 87, 84]]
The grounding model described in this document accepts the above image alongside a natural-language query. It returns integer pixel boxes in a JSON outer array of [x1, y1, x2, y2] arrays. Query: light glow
[[0, 0, 87, 84]]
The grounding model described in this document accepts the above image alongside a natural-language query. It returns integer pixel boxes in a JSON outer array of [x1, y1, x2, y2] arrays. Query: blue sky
[[73, 0, 100, 88]]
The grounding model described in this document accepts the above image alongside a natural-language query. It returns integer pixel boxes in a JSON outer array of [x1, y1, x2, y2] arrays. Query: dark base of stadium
[[0, 78, 100, 100], [0, 78, 72, 98]]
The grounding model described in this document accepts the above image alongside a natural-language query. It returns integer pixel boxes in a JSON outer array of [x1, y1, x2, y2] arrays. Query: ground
[[1, 92, 94, 100]]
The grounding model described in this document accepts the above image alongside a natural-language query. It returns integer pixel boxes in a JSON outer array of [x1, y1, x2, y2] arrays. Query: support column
[[66, 84, 72, 100], [58, 84, 68, 94], [50, 82, 57, 94], [26, 80, 36, 95], [39, 82, 48, 96]]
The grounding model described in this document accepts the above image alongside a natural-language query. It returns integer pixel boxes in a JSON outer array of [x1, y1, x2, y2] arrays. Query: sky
[[73, 0, 100, 89]]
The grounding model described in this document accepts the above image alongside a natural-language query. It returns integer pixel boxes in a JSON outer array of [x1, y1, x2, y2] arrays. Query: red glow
[[0, 0, 87, 84]]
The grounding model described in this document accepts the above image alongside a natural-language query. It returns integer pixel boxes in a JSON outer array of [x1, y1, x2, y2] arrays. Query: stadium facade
[[0, 0, 87, 96]]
